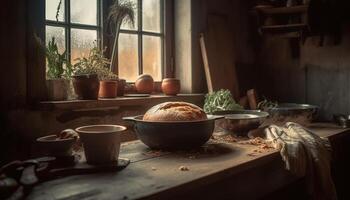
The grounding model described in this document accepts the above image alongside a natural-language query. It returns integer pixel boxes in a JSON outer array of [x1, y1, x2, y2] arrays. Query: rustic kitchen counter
[[27, 124, 350, 200]]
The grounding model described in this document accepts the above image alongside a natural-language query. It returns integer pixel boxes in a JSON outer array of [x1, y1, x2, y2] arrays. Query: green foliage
[[73, 46, 118, 81], [257, 97, 278, 111], [204, 89, 243, 114], [45, 37, 72, 79]]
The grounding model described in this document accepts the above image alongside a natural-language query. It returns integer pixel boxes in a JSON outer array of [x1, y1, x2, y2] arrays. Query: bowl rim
[[268, 103, 318, 111], [36, 134, 75, 142], [124, 115, 223, 123], [212, 110, 269, 119], [75, 124, 127, 134]]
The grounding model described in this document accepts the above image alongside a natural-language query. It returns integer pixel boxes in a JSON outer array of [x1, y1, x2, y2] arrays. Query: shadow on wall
[[306, 64, 350, 121]]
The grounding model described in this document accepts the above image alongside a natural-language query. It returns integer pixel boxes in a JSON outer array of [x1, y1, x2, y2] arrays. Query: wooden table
[[27, 124, 350, 200]]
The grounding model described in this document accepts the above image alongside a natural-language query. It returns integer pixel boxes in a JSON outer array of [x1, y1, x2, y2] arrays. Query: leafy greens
[[204, 89, 243, 114]]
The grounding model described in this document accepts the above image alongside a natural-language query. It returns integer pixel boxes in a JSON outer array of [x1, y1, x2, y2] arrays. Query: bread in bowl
[[143, 102, 207, 121]]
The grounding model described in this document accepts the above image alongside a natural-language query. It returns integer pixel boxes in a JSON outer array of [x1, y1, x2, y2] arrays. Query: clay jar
[[117, 79, 126, 96], [72, 74, 100, 100], [135, 74, 154, 94], [99, 80, 118, 98], [161, 78, 181, 95]]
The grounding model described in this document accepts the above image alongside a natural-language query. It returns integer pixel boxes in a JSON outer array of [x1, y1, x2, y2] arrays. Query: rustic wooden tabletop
[[27, 123, 349, 200]]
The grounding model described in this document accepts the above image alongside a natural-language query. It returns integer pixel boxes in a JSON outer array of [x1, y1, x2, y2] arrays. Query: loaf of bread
[[143, 102, 207, 121]]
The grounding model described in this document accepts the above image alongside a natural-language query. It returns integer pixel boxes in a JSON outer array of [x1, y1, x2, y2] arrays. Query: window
[[45, 0, 102, 63], [118, 0, 164, 81]]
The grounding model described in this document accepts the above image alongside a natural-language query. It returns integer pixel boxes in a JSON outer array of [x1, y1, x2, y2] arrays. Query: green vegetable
[[204, 89, 243, 114], [257, 97, 278, 111]]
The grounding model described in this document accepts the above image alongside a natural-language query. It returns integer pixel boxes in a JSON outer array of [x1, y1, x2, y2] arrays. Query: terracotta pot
[[135, 74, 154, 94], [161, 78, 181, 95], [99, 80, 118, 98], [72, 74, 100, 100], [75, 125, 127, 164], [46, 79, 69, 101], [117, 79, 126, 96]]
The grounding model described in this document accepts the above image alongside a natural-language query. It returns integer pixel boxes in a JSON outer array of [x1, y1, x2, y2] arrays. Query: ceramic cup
[[75, 125, 126, 165]]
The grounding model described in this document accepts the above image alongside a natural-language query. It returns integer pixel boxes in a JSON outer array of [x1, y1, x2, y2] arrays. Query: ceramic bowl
[[36, 135, 76, 156]]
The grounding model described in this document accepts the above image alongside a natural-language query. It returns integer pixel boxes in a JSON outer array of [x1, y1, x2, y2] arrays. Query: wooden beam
[[26, 0, 46, 103]]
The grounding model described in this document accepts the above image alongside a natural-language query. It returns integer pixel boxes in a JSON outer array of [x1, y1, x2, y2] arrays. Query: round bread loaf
[[143, 102, 207, 121]]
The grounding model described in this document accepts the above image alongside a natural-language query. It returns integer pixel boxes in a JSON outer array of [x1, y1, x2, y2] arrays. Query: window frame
[[116, 0, 167, 81], [45, 0, 103, 63], [27, 0, 174, 102]]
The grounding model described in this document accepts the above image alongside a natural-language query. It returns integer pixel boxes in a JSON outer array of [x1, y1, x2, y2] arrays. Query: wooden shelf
[[261, 23, 307, 33], [37, 94, 205, 111], [256, 5, 308, 15]]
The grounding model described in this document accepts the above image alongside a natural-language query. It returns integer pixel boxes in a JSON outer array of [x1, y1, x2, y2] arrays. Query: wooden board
[[199, 15, 240, 100]]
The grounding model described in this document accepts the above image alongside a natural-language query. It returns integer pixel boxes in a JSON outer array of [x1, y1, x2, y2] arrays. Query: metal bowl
[[123, 115, 223, 150], [265, 103, 318, 125], [213, 110, 269, 136]]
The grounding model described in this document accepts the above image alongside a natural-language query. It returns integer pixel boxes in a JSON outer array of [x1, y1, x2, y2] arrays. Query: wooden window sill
[[37, 94, 205, 111]]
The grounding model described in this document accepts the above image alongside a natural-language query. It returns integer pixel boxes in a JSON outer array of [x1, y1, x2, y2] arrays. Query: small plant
[[41, 37, 72, 79], [204, 89, 243, 114], [108, 0, 135, 69], [73, 46, 118, 80]]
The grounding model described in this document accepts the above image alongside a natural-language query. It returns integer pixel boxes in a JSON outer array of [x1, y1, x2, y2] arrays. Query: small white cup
[[75, 125, 126, 165]]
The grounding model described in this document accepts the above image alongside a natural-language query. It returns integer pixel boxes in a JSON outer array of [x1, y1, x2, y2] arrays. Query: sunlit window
[[45, 0, 100, 63], [118, 0, 163, 81]]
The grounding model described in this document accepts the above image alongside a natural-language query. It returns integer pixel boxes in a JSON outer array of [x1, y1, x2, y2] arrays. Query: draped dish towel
[[264, 122, 337, 200]]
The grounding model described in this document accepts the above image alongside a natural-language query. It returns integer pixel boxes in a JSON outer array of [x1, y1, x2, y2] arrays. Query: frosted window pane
[[71, 0, 97, 25], [143, 35, 161, 81], [120, 0, 138, 30], [118, 33, 139, 81], [71, 29, 97, 63], [46, 0, 65, 21], [142, 0, 161, 33], [46, 26, 66, 53]]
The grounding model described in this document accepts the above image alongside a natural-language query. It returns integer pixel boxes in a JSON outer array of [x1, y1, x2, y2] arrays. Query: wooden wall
[[257, 26, 350, 120]]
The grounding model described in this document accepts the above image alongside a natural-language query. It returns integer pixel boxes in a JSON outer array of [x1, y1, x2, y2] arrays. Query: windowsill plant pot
[[99, 80, 118, 98], [38, 37, 73, 101], [46, 79, 69, 101], [73, 46, 119, 100], [72, 74, 100, 100]]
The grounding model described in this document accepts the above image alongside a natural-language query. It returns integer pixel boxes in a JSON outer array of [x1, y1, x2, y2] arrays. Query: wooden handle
[[247, 89, 259, 110]]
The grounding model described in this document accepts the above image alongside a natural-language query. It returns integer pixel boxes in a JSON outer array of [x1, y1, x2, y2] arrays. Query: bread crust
[[143, 102, 207, 121]]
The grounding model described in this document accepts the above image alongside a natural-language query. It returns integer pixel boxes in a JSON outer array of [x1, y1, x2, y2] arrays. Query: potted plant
[[44, 37, 73, 101], [73, 46, 119, 99], [107, 0, 135, 70], [97, 59, 119, 98]]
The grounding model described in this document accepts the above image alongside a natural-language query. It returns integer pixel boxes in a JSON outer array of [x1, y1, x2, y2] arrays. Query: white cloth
[[264, 122, 337, 200]]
